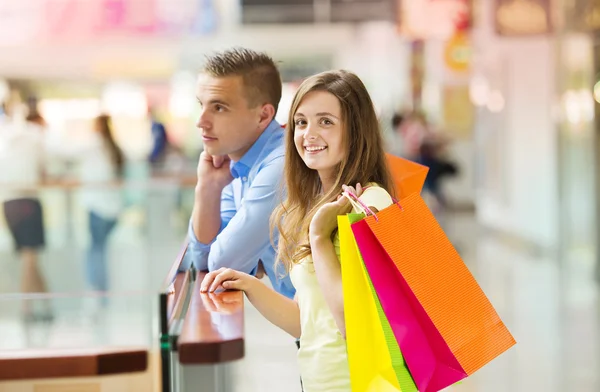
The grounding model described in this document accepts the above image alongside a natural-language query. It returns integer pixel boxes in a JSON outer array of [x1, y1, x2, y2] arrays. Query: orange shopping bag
[[385, 153, 428, 199], [352, 192, 516, 391]]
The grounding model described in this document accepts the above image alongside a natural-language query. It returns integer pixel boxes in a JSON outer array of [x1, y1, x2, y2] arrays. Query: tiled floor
[[1, 206, 599, 391]]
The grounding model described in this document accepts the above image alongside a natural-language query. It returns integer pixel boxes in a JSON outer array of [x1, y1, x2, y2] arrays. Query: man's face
[[195, 73, 263, 160]]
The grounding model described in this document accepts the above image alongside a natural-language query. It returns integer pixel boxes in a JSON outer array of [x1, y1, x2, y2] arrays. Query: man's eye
[[215, 105, 224, 112]]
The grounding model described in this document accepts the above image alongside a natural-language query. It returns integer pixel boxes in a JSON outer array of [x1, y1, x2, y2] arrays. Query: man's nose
[[196, 109, 211, 129]]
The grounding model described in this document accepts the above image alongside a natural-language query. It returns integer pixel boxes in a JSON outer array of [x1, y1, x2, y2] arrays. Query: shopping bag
[[385, 153, 428, 199], [339, 214, 416, 392], [351, 192, 516, 392]]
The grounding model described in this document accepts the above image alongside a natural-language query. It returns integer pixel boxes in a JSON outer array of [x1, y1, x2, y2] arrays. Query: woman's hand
[[200, 267, 257, 293], [309, 183, 363, 241], [200, 292, 243, 314]]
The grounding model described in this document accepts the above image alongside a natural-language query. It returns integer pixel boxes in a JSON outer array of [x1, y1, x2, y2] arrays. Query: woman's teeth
[[305, 146, 327, 152]]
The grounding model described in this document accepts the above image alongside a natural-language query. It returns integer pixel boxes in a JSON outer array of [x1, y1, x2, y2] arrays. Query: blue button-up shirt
[[186, 120, 295, 299]]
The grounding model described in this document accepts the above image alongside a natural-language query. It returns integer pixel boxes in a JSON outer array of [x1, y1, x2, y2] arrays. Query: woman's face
[[293, 91, 345, 181]]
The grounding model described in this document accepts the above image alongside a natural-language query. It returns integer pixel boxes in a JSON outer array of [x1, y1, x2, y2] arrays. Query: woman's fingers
[[222, 280, 243, 290], [209, 269, 236, 292], [200, 267, 227, 292]]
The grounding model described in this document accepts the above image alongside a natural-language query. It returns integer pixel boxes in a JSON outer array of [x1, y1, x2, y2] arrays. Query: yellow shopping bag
[[339, 214, 417, 392]]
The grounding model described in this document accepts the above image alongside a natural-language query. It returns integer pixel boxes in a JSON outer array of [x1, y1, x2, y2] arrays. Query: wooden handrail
[[0, 347, 147, 381], [177, 272, 244, 364]]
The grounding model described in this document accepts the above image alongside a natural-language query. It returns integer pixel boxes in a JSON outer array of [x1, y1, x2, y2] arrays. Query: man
[[184, 48, 295, 299]]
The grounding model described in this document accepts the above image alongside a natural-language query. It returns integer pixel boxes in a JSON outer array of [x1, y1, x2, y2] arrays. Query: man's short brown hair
[[202, 47, 282, 114]]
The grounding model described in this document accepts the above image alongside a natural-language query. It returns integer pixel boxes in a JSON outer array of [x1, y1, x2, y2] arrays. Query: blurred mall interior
[[0, 0, 599, 391]]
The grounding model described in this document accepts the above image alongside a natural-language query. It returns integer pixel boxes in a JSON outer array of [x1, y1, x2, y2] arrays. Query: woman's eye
[[295, 119, 306, 126], [321, 118, 333, 125]]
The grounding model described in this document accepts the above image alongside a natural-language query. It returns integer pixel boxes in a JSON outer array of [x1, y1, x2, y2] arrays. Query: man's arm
[[204, 159, 283, 274], [190, 152, 233, 245], [186, 183, 236, 271]]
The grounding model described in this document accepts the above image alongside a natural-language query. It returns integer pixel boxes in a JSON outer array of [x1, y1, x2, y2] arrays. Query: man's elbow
[[208, 255, 256, 275]]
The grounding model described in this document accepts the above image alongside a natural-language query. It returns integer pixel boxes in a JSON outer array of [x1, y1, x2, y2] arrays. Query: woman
[[77, 114, 124, 294], [200, 70, 396, 391], [0, 100, 50, 321]]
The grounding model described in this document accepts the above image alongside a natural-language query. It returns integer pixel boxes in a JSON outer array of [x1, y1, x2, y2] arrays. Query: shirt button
[[242, 177, 248, 182]]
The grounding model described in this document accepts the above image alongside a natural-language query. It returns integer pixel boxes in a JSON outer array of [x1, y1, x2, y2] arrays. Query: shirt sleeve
[[185, 182, 236, 271], [187, 159, 283, 273]]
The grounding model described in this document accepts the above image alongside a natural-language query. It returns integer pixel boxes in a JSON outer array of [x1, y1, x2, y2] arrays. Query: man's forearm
[[192, 184, 223, 244]]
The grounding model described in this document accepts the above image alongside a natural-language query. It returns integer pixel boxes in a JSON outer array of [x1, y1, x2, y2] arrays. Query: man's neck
[[229, 121, 273, 162]]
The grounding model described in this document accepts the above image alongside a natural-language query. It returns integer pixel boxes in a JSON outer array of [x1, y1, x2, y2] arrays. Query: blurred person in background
[[391, 110, 458, 212], [0, 97, 51, 321], [417, 138, 458, 212], [147, 106, 168, 166], [80, 115, 124, 296], [56, 114, 125, 298], [25, 96, 47, 128], [392, 110, 429, 161]]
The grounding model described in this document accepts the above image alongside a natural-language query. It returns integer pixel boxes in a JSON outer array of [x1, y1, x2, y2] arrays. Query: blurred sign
[[442, 85, 474, 139], [444, 31, 471, 73], [494, 0, 551, 35], [0, 2, 44, 46], [564, 0, 600, 32], [0, 0, 217, 46], [241, 0, 395, 24], [398, 0, 470, 39]]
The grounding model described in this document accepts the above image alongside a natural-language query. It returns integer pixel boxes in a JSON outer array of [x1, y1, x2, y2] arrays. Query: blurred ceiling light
[[0, 79, 8, 103], [102, 82, 147, 117], [469, 76, 489, 106], [275, 83, 297, 125], [39, 98, 101, 125], [562, 89, 594, 124], [486, 90, 505, 113], [169, 71, 197, 118]]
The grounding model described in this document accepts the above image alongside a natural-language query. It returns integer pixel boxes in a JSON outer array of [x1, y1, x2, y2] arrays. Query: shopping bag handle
[[342, 189, 403, 223]]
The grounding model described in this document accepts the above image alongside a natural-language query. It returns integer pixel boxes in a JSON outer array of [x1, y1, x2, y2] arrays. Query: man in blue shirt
[[185, 48, 295, 299]]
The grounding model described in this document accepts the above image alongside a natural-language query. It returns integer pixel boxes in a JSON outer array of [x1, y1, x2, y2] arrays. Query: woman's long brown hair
[[95, 115, 125, 177], [270, 70, 394, 273]]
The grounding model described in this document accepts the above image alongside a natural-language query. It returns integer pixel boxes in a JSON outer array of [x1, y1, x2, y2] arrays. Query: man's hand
[[255, 260, 266, 280], [196, 151, 234, 191]]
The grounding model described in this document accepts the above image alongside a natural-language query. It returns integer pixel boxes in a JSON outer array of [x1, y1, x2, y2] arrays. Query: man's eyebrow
[[196, 97, 230, 106], [208, 99, 230, 106]]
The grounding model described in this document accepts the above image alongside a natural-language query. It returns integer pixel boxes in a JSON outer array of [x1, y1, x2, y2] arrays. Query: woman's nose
[[303, 125, 318, 140]]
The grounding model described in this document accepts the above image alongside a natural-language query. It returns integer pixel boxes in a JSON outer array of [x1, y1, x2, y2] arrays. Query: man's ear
[[258, 103, 276, 128]]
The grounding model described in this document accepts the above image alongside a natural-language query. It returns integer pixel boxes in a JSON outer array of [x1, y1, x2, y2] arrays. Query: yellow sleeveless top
[[290, 185, 393, 392]]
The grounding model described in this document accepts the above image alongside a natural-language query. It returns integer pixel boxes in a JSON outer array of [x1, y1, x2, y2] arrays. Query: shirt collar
[[230, 120, 282, 179]]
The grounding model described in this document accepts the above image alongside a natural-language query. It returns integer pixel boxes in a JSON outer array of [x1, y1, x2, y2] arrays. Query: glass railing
[[0, 290, 157, 388], [160, 243, 246, 392], [0, 176, 197, 296]]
